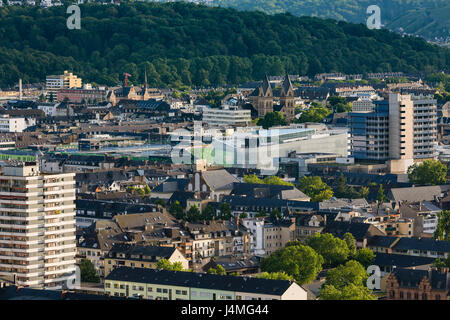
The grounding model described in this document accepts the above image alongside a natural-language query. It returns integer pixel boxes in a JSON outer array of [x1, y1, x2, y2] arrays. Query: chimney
[[19, 78, 22, 100]]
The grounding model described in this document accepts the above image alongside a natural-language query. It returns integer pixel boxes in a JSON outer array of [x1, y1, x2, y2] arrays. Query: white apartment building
[[0, 162, 77, 289], [202, 106, 251, 127], [242, 218, 265, 257], [0, 115, 28, 133]]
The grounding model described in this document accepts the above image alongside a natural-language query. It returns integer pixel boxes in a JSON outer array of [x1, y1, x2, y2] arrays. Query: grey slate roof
[[388, 186, 443, 202], [106, 266, 297, 296], [201, 169, 239, 191]]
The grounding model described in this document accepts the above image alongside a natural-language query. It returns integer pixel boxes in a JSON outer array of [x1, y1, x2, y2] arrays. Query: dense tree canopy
[[257, 111, 287, 129], [319, 260, 376, 300], [261, 244, 324, 284], [306, 233, 350, 267], [243, 174, 294, 186], [79, 259, 100, 283], [434, 211, 450, 241], [297, 176, 333, 202], [296, 103, 331, 123], [0, 2, 448, 88], [407, 160, 447, 185]]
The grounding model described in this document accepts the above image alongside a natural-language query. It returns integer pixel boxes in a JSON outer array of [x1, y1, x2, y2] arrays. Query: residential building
[[386, 268, 450, 300], [57, 88, 107, 103], [0, 115, 29, 133], [368, 236, 450, 259], [399, 202, 441, 237], [104, 267, 307, 300], [104, 243, 189, 276], [321, 221, 386, 248], [0, 162, 76, 289], [263, 218, 295, 256]]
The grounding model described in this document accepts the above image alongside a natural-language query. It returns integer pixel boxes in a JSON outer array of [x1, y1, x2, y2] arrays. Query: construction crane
[[123, 72, 131, 87]]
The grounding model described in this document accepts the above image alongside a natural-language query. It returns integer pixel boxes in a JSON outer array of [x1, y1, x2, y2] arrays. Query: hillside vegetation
[[212, 0, 449, 40], [0, 2, 448, 88]]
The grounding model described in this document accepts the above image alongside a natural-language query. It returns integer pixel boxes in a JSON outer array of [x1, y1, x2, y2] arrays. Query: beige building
[[263, 218, 295, 256]]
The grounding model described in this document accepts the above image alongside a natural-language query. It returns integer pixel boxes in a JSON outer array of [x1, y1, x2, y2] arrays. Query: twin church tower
[[249, 74, 295, 121]]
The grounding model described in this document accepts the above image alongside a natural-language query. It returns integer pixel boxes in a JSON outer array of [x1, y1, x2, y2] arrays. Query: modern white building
[[0, 162, 77, 289], [202, 106, 251, 127], [242, 218, 265, 256], [0, 115, 28, 133]]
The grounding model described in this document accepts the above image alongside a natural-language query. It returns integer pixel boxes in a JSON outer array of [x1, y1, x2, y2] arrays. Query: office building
[[349, 93, 437, 171]]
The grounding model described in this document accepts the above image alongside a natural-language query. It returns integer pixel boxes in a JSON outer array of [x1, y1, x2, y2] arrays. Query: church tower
[[279, 74, 295, 121], [249, 75, 273, 118]]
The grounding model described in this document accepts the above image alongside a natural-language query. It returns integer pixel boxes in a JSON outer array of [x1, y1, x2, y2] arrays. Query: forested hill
[[0, 2, 448, 88], [212, 0, 450, 41]]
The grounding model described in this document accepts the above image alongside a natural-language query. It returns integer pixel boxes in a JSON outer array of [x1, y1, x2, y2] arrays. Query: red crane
[[123, 72, 131, 87]]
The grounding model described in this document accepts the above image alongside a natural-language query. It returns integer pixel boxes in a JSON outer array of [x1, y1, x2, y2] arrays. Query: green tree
[[257, 111, 288, 129], [201, 205, 216, 221], [376, 184, 388, 215], [243, 174, 263, 184], [434, 211, 450, 241], [334, 173, 349, 198], [255, 271, 294, 281], [169, 200, 184, 220], [343, 233, 357, 257], [297, 103, 331, 123], [270, 208, 282, 219], [306, 233, 349, 267], [319, 283, 376, 300], [186, 205, 201, 222], [156, 259, 186, 271], [432, 256, 450, 270], [298, 176, 333, 202], [354, 248, 376, 268], [262, 176, 294, 186], [407, 160, 447, 185], [324, 260, 368, 289], [154, 199, 166, 207], [359, 186, 370, 199], [144, 185, 151, 195], [218, 203, 232, 220], [208, 265, 227, 275], [80, 259, 100, 283], [327, 96, 352, 113], [261, 244, 324, 284]]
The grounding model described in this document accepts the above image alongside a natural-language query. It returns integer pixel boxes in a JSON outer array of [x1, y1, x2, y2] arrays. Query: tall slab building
[[0, 162, 76, 289]]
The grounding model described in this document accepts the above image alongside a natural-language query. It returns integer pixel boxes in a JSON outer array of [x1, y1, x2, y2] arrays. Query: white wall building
[[0, 115, 28, 133], [242, 218, 265, 256], [202, 106, 251, 127]]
